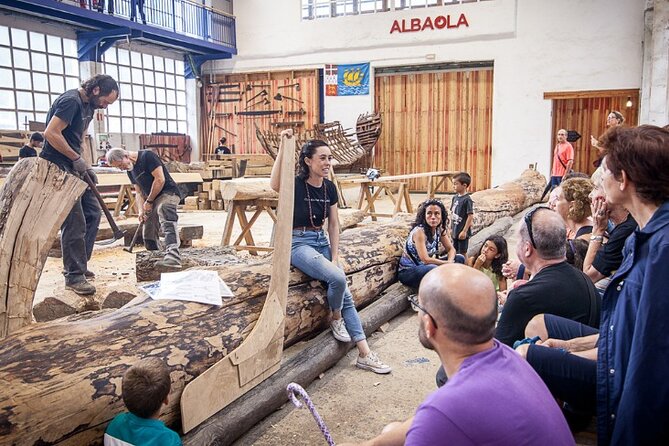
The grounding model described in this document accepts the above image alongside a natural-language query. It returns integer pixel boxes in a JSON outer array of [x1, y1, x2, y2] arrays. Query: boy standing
[[104, 358, 181, 446], [450, 172, 474, 255]]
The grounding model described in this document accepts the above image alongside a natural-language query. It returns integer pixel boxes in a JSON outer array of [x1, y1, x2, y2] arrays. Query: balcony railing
[[62, 0, 235, 47]]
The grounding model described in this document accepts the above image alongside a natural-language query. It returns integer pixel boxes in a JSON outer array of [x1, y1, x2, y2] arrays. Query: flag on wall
[[325, 64, 338, 96], [324, 63, 370, 96]]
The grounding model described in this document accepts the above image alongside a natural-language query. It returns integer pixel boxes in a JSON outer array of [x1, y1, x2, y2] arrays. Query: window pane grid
[[301, 0, 487, 19], [102, 48, 186, 136], [0, 24, 79, 131]]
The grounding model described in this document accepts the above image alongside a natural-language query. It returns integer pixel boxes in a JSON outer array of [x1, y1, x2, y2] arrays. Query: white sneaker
[[356, 351, 392, 374], [330, 319, 351, 342]]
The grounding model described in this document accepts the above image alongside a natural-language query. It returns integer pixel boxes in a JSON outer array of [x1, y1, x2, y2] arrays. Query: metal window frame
[[102, 45, 188, 136]]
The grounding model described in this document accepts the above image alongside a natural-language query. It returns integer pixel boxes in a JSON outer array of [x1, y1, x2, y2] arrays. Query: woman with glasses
[[397, 199, 463, 289], [270, 129, 391, 375]]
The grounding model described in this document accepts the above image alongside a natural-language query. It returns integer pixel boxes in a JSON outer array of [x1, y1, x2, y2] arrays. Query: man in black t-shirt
[[495, 208, 600, 347], [106, 148, 182, 268], [40, 74, 119, 295], [19, 132, 44, 159], [214, 137, 231, 155]]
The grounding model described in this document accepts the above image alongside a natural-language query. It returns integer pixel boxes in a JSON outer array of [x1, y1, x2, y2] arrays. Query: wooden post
[[181, 132, 296, 432], [0, 158, 87, 338]]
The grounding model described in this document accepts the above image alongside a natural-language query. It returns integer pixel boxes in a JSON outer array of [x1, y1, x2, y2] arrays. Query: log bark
[[220, 178, 278, 201], [0, 218, 410, 445], [0, 158, 86, 338], [471, 168, 546, 234], [183, 282, 412, 446]]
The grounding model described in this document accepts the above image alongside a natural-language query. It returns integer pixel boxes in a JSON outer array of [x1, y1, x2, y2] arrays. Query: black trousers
[[61, 188, 101, 285]]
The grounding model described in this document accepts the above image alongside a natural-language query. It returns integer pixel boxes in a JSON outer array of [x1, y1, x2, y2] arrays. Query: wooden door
[[374, 67, 493, 192], [546, 89, 639, 175]]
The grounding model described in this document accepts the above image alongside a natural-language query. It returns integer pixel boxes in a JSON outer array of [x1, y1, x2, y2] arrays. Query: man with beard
[[41, 74, 119, 295], [340, 264, 573, 446]]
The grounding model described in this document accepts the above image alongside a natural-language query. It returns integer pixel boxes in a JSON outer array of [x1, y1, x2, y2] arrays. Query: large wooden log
[[0, 218, 409, 445], [220, 177, 278, 201], [471, 168, 546, 233], [184, 282, 412, 446], [0, 157, 86, 338]]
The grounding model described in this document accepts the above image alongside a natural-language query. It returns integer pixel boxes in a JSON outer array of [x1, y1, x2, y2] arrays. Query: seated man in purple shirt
[[339, 264, 574, 446]]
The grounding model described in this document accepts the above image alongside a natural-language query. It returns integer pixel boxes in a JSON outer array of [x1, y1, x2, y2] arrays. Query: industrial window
[[0, 25, 79, 130], [301, 0, 491, 19], [102, 47, 187, 136]]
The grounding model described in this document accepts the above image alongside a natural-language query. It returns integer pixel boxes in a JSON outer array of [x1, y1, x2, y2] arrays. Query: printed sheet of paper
[[140, 270, 233, 306]]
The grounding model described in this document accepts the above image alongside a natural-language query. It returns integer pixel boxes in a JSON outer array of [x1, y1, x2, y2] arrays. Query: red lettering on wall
[[457, 13, 469, 27], [421, 16, 434, 31], [389, 13, 469, 34], [390, 20, 401, 33]]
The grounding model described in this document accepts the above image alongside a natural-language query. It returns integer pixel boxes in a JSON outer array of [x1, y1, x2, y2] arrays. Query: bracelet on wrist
[[146, 199, 154, 204], [590, 235, 604, 242]]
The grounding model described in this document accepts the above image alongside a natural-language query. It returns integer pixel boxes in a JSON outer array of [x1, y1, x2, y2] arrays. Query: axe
[[123, 221, 144, 253], [82, 171, 126, 245]]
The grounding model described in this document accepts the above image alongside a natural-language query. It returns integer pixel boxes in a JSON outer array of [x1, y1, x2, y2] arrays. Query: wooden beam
[[543, 88, 639, 100]]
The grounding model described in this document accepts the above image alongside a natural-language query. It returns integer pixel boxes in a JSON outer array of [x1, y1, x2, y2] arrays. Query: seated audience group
[[347, 124, 669, 445]]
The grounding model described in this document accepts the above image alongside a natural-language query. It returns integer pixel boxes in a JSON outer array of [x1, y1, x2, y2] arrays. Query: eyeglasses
[[408, 295, 438, 328], [524, 207, 549, 249]]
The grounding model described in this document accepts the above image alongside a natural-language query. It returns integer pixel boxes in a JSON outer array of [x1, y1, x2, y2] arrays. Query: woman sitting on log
[[397, 199, 464, 289], [270, 129, 391, 375], [467, 235, 508, 292]]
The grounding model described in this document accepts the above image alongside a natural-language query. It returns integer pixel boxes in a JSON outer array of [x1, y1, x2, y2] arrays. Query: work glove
[[87, 168, 98, 184], [72, 156, 90, 175]]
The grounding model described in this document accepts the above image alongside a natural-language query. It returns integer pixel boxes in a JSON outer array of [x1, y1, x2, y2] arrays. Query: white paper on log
[[140, 270, 233, 305]]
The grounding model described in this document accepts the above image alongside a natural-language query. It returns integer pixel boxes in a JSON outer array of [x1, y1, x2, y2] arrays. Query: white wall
[[208, 0, 645, 186]]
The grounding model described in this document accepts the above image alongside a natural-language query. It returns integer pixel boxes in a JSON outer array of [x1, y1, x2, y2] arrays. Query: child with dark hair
[[450, 172, 474, 255], [398, 199, 464, 289], [104, 358, 181, 446], [467, 235, 508, 292]]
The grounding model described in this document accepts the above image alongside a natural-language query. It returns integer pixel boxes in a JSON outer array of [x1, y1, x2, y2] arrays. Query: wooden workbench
[[337, 170, 458, 220]]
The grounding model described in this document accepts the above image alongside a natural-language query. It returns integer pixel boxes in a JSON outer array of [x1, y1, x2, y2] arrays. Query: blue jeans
[[291, 230, 366, 342], [397, 254, 466, 289]]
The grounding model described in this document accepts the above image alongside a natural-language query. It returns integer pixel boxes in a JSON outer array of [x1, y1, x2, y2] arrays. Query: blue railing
[[62, 0, 235, 47]]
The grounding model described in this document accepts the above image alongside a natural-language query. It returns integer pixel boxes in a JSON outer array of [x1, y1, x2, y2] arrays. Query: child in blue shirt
[[104, 358, 181, 446]]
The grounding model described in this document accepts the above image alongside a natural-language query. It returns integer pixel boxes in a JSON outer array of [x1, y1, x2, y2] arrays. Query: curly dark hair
[[412, 198, 448, 241], [297, 139, 328, 179], [479, 235, 508, 276], [81, 74, 119, 97]]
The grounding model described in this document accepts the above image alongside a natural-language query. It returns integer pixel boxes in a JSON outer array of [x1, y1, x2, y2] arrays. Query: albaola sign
[[390, 13, 469, 33]]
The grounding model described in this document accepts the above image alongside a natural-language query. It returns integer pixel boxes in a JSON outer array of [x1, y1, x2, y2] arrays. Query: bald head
[[419, 264, 497, 346], [520, 208, 566, 260]]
